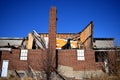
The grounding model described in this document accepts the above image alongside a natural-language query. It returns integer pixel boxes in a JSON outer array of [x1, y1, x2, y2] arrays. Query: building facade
[[0, 7, 116, 80]]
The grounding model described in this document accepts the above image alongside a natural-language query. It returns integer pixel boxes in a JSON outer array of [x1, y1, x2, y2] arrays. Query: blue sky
[[0, 0, 120, 42]]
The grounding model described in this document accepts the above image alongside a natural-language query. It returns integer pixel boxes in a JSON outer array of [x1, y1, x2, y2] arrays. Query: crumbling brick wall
[[0, 49, 97, 71], [0, 49, 28, 70], [0, 49, 46, 71], [58, 49, 97, 71]]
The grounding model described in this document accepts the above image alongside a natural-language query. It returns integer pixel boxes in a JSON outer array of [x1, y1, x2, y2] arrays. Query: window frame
[[20, 49, 28, 61], [77, 49, 85, 60]]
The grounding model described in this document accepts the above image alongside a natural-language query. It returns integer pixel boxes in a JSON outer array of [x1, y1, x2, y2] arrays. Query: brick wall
[[27, 49, 46, 71], [108, 51, 116, 72], [58, 49, 97, 71], [56, 33, 75, 39], [40, 33, 75, 39], [0, 49, 28, 70], [0, 49, 97, 71], [48, 7, 57, 68], [48, 7, 56, 50], [0, 49, 46, 71]]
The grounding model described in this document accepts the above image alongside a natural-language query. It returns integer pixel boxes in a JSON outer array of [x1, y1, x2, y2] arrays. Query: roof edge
[[0, 37, 26, 40], [94, 38, 114, 40]]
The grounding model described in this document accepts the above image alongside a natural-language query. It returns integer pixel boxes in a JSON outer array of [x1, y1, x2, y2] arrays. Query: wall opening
[[95, 51, 108, 62]]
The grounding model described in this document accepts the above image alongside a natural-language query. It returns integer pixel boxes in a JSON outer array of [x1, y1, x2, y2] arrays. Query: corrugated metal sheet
[[93, 38, 114, 48], [0, 38, 25, 47]]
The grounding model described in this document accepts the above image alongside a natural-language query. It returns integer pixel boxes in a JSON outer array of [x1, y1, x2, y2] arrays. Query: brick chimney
[[48, 7, 57, 67]]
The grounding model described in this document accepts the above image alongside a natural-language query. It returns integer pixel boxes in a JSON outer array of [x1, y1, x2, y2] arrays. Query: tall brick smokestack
[[48, 7, 57, 68]]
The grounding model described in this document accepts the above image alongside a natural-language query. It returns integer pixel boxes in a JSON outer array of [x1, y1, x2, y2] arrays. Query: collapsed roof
[[0, 22, 114, 50]]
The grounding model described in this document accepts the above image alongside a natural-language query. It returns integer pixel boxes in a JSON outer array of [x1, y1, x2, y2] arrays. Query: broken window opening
[[16, 71, 26, 78], [62, 39, 71, 49], [32, 40, 36, 49], [95, 51, 108, 62], [18, 73, 25, 77]]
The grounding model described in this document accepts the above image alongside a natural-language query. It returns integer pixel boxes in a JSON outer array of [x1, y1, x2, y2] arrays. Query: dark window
[[95, 51, 107, 62], [62, 39, 71, 49], [32, 40, 36, 49], [18, 73, 25, 78]]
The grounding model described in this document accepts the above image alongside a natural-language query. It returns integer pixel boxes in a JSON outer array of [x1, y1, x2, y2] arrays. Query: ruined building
[[0, 7, 117, 79]]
